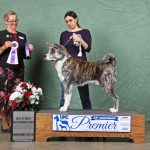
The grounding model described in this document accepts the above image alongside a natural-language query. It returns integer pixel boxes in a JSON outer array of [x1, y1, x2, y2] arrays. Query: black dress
[[0, 29, 28, 110]]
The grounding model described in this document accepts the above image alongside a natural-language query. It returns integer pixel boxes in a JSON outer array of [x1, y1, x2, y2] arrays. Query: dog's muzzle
[[44, 54, 49, 60]]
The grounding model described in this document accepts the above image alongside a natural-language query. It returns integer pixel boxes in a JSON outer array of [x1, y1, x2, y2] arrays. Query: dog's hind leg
[[108, 87, 119, 113], [103, 82, 119, 113], [101, 69, 119, 113]]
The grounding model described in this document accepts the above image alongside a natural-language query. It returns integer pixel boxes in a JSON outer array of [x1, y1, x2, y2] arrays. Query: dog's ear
[[60, 44, 65, 49], [54, 43, 59, 47], [46, 42, 54, 49], [46, 42, 55, 49]]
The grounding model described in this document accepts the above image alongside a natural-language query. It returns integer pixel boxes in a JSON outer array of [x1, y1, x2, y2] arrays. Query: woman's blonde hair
[[3, 11, 18, 21]]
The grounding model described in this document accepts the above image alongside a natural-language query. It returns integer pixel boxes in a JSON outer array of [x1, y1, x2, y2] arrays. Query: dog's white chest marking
[[55, 58, 67, 81]]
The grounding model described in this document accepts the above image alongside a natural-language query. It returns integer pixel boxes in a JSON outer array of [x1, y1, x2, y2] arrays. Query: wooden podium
[[36, 109, 145, 143]]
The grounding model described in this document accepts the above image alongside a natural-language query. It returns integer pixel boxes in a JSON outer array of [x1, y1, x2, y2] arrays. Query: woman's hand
[[72, 33, 82, 42], [0, 41, 12, 54], [73, 33, 89, 50], [28, 44, 34, 52], [4, 41, 13, 48]]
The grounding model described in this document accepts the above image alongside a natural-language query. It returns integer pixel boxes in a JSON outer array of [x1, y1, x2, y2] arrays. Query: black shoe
[[1, 126, 10, 132]]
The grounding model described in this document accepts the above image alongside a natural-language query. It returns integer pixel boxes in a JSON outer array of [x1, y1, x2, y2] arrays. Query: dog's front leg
[[59, 92, 72, 112]]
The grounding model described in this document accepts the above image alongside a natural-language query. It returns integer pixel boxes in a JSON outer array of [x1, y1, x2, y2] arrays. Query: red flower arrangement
[[5, 82, 43, 111]]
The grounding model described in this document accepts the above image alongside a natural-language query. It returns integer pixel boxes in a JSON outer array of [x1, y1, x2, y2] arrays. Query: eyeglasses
[[7, 19, 19, 23]]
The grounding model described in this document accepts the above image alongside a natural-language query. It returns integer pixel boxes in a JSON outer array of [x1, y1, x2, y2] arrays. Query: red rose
[[20, 82, 27, 88], [24, 91, 32, 98], [10, 101, 18, 109]]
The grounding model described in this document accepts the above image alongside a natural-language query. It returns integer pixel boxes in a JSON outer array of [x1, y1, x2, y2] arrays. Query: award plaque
[[11, 111, 36, 141]]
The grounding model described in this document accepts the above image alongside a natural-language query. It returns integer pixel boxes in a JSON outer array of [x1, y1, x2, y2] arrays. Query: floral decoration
[[5, 82, 43, 111]]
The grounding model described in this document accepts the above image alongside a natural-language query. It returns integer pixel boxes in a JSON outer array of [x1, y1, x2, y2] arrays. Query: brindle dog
[[44, 43, 119, 113]]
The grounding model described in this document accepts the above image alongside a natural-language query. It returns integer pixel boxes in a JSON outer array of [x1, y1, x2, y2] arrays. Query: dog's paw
[[109, 108, 119, 113], [59, 106, 68, 112]]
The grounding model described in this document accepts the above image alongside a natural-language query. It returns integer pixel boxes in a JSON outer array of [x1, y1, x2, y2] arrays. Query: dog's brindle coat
[[44, 43, 119, 113]]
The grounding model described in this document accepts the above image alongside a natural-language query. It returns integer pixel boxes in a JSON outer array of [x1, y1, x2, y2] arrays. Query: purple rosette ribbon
[[7, 41, 19, 65], [25, 43, 31, 58]]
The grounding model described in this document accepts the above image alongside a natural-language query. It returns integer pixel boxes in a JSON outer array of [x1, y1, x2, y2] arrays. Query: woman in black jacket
[[0, 11, 34, 132]]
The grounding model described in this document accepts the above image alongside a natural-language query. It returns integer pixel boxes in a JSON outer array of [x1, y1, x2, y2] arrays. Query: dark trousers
[[60, 83, 92, 109]]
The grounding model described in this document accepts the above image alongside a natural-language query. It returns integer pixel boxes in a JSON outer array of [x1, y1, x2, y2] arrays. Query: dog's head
[[44, 43, 69, 62]]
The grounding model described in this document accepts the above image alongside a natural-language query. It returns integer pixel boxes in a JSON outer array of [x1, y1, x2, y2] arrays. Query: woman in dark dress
[[0, 11, 34, 132], [59, 11, 92, 110]]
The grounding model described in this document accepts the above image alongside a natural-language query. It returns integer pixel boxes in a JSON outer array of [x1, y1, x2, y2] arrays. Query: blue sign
[[52, 114, 131, 132]]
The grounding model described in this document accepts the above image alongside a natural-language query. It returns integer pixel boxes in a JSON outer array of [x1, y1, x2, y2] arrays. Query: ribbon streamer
[[77, 38, 82, 57], [25, 43, 31, 58]]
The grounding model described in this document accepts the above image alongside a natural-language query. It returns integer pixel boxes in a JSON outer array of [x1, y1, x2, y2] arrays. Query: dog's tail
[[106, 53, 116, 66], [99, 53, 116, 66]]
